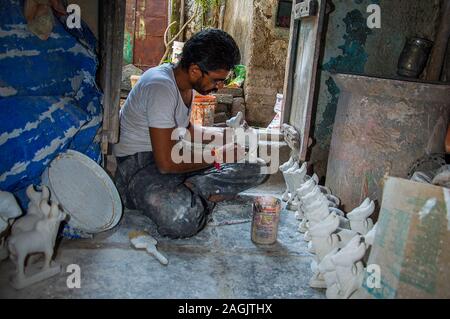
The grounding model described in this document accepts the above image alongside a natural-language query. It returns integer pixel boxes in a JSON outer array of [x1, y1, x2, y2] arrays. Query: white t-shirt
[[113, 64, 192, 157]]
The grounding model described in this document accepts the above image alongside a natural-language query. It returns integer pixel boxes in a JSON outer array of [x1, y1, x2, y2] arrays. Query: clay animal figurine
[[318, 247, 339, 289], [297, 176, 317, 200], [284, 162, 307, 207], [319, 224, 378, 298], [310, 212, 341, 259], [8, 200, 66, 289], [226, 111, 244, 129], [327, 235, 367, 299], [295, 175, 318, 221], [227, 112, 265, 165], [304, 197, 330, 226], [301, 185, 325, 208], [11, 185, 50, 236], [279, 157, 297, 201], [347, 198, 375, 235], [308, 214, 350, 289], [281, 162, 300, 202], [279, 156, 296, 173], [0, 191, 23, 261]]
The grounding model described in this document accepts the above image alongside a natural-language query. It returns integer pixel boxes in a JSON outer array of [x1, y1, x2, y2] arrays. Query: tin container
[[191, 95, 216, 127], [397, 37, 433, 78], [251, 196, 282, 245]]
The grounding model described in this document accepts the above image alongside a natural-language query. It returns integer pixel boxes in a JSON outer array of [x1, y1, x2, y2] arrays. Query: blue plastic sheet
[[0, 0, 103, 208]]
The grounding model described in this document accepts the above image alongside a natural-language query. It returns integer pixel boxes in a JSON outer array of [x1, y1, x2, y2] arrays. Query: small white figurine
[[319, 224, 378, 299], [327, 235, 367, 299], [0, 190, 23, 261], [297, 176, 317, 200], [11, 185, 50, 235], [284, 162, 307, 207], [279, 157, 297, 202], [296, 176, 317, 221], [304, 197, 330, 227], [8, 200, 66, 289], [227, 112, 265, 165], [308, 213, 341, 288], [281, 162, 299, 202], [279, 156, 296, 172], [226, 111, 244, 129], [326, 194, 340, 208], [319, 247, 339, 288], [347, 198, 375, 235], [298, 219, 308, 233]]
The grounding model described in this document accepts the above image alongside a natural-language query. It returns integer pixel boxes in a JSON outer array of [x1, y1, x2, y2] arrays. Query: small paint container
[[251, 196, 282, 245]]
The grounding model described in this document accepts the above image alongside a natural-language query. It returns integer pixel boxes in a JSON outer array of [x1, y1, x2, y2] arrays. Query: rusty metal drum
[[325, 73, 450, 212]]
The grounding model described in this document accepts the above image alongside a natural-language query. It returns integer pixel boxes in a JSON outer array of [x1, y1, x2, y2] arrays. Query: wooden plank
[[425, 0, 450, 81], [99, 0, 126, 154], [281, 0, 326, 161], [281, 1, 299, 126]]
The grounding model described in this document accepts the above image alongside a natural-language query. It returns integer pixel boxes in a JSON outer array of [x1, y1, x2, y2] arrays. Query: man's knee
[[140, 189, 207, 239], [157, 215, 206, 239]]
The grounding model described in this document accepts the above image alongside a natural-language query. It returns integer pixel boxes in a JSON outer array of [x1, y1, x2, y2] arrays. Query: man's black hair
[[179, 28, 241, 72]]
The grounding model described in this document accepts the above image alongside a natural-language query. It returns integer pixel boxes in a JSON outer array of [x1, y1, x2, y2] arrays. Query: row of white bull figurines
[[0, 185, 67, 289], [280, 157, 377, 299]]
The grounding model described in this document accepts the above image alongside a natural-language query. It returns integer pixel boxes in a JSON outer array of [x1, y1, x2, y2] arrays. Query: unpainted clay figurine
[[346, 198, 375, 235], [0, 191, 23, 261], [8, 200, 66, 289], [327, 235, 367, 299], [281, 162, 299, 202], [284, 162, 307, 207], [11, 185, 50, 236]]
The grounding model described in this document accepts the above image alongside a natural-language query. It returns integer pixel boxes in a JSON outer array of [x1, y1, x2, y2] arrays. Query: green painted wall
[[309, 0, 441, 178]]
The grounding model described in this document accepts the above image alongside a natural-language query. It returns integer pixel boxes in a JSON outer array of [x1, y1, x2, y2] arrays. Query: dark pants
[[115, 152, 267, 238]]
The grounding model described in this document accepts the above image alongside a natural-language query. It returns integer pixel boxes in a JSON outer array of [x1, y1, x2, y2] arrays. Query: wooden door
[[281, 0, 327, 160], [128, 0, 168, 70]]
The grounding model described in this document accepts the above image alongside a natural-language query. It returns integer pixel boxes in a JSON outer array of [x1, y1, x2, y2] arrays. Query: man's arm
[[150, 127, 212, 174], [187, 123, 231, 146], [150, 127, 246, 174]]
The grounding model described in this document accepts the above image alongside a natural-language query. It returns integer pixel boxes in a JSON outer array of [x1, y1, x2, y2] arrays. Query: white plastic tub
[[41, 150, 122, 234]]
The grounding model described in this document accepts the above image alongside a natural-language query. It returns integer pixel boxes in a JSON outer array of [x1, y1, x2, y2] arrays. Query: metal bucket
[[251, 196, 282, 245]]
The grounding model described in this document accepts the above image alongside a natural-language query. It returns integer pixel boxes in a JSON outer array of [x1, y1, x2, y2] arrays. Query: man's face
[[189, 65, 230, 95]]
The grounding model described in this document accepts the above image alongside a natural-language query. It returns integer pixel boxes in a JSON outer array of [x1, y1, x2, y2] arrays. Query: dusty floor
[[0, 185, 325, 299]]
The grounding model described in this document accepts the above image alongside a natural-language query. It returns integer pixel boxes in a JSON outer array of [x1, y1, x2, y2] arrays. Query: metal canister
[[397, 37, 433, 78], [251, 196, 282, 245], [191, 95, 216, 127]]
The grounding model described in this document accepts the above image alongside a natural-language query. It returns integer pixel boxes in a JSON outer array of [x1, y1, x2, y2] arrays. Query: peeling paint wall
[[244, 0, 290, 127], [309, 0, 441, 178], [182, 0, 289, 127], [222, 0, 253, 67], [223, 0, 290, 127]]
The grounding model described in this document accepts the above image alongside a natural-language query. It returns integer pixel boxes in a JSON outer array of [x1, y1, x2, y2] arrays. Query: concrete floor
[[0, 185, 325, 299]]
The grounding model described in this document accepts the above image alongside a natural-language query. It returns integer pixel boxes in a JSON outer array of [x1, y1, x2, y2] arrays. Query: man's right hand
[[215, 143, 246, 164]]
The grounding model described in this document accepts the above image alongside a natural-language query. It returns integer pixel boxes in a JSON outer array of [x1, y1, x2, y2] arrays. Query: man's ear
[[189, 64, 203, 79]]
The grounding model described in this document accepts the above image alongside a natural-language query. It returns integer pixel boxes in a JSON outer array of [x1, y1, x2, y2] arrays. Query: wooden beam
[[425, 0, 450, 81], [99, 0, 126, 154]]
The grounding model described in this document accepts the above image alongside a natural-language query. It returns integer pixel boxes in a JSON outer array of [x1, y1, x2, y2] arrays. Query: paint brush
[[129, 230, 169, 265]]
